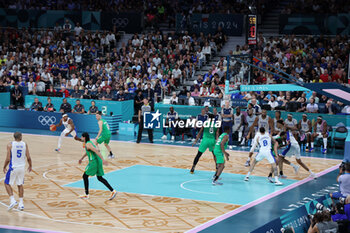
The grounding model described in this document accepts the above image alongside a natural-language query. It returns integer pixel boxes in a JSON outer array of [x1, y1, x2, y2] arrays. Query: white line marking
[[180, 179, 219, 195]]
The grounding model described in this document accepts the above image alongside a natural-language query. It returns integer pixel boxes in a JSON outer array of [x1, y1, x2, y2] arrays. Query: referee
[[137, 98, 153, 143]]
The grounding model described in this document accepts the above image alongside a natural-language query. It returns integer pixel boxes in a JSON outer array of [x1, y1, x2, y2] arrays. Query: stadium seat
[[332, 126, 348, 149]]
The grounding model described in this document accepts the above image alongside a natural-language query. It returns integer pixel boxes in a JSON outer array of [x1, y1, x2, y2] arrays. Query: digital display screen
[[248, 15, 257, 45]]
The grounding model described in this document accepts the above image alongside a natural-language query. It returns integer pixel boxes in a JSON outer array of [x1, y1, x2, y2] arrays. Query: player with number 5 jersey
[[95, 111, 114, 159], [3, 132, 32, 211]]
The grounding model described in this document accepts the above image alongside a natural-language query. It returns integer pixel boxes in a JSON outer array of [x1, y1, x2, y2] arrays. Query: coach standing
[[137, 98, 153, 144]]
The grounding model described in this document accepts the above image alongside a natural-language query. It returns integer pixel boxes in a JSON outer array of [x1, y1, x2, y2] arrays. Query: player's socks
[[8, 196, 17, 210], [245, 157, 250, 167], [323, 138, 327, 149], [311, 142, 314, 148], [274, 177, 283, 186], [18, 198, 24, 210]]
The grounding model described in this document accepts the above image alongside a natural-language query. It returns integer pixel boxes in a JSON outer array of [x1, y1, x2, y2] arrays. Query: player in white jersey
[[310, 116, 329, 154], [244, 127, 283, 185], [3, 132, 32, 210], [272, 111, 283, 135], [284, 114, 298, 139], [53, 113, 82, 152], [277, 120, 316, 179], [241, 108, 256, 145], [232, 107, 245, 143], [245, 109, 272, 166], [298, 114, 312, 151]]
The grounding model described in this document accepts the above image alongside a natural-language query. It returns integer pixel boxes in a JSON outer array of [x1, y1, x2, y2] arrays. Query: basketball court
[[0, 130, 342, 233]]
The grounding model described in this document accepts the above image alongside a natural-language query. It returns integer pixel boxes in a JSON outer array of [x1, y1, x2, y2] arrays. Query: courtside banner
[[240, 84, 310, 92]]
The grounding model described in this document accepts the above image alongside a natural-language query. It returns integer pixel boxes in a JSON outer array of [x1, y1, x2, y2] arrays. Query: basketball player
[[95, 111, 114, 159], [277, 120, 316, 178], [232, 107, 245, 143], [54, 113, 82, 152], [190, 114, 219, 173], [3, 132, 32, 210], [245, 109, 273, 166], [78, 132, 117, 200], [212, 126, 230, 185], [310, 116, 329, 154], [241, 108, 256, 146], [272, 111, 283, 135], [221, 101, 233, 145], [192, 108, 208, 141], [298, 114, 312, 151], [284, 114, 298, 140], [244, 127, 283, 186], [162, 106, 179, 141]]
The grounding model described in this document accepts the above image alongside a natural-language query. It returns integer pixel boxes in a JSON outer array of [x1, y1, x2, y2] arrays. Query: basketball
[[50, 124, 57, 131]]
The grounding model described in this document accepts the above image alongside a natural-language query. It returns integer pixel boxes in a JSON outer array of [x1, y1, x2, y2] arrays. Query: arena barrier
[[251, 194, 332, 233], [24, 96, 134, 121], [0, 92, 10, 107], [0, 109, 121, 134], [240, 84, 310, 92]]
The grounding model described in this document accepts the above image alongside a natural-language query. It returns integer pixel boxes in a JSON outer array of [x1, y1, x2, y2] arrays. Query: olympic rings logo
[[112, 18, 129, 27], [38, 115, 57, 126]]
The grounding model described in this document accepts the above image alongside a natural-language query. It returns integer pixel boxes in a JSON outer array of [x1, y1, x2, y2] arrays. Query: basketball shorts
[[255, 150, 276, 164], [315, 132, 328, 138], [198, 138, 216, 153], [214, 151, 225, 164], [63, 128, 76, 137], [5, 166, 25, 186], [85, 159, 104, 176], [281, 142, 301, 159], [97, 134, 111, 144]]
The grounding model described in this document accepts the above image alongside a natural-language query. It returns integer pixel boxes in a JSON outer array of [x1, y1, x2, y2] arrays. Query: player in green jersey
[[212, 126, 230, 185], [79, 132, 117, 200], [95, 111, 114, 159], [190, 114, 219, 174]]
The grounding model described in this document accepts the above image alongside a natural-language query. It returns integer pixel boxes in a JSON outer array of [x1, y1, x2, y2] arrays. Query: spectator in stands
[[73, 99, 85, 114], [169, 92, 178, 105], [331, 163, 350, 201], [11, 84, 23, 107], [268, 96, 279, 110], [81, 89, 91, 99], [59, 98, 72, 113], [185, 92, 195, 106], [27, 78, 36, 95], [46, 85, 57, 96], [306, 98, 319, 113], [0, 80, 6, 92], [144, 83, 155, 104], [87, 101, 98, 115], [310, 92, 320, 103], [191, 88, 200, 97], [44, 98, 55, 112], [115, 88, 126, 101], [297, 97, 307, 112], [30, 98, 43, 111], [103, 88, 113, 101], [95, 87, 104, 100], [70, 86, 81, 98], [60, 87, 70, 98]]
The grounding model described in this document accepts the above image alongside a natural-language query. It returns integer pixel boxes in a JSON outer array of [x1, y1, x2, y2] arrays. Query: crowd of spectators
[[281, 0, 350, 14]]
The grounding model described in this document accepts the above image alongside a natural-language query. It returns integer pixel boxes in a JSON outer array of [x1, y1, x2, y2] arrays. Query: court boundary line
[[0, 225, 67, 233], [0, 130, 343, 161], [185, 164, 340, 233]]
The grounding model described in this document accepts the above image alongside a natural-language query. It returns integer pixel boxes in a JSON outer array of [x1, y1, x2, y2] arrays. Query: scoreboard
[[247, 15, 257, 45]]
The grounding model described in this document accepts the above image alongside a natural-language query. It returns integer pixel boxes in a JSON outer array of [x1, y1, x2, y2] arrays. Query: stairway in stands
[[184, 36, 245, 90], [259, 0, 292, 36]]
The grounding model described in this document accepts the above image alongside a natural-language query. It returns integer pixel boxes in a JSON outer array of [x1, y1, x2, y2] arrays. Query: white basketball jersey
[[11, 141, 26, 168], [285, 118, 297, 128], [234, 113, 242, 126], [258, 115, 270, 131], [316, 121, 326, 133], [63, 117, 72, 130], [258, 133, 271, 152], [246, 114, 256, 127], [300, 119, 310, 132]]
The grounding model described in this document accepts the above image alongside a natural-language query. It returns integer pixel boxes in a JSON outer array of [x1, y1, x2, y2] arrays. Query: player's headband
[[302, 114, 307, 117], [62, 114, 68, 117], [287, 114, 292, 117], [317, 116, 322, 120]]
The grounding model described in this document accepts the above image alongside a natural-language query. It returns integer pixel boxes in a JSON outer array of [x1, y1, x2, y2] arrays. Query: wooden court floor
[[0, 132, 342, 233]]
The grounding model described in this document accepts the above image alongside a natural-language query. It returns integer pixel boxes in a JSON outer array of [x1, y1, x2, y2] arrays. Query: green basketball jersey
[[86, 141, 99, 161], [214, 133, 228, 154], [100, 119, 111, 136], [203, 126, 217, 139]]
